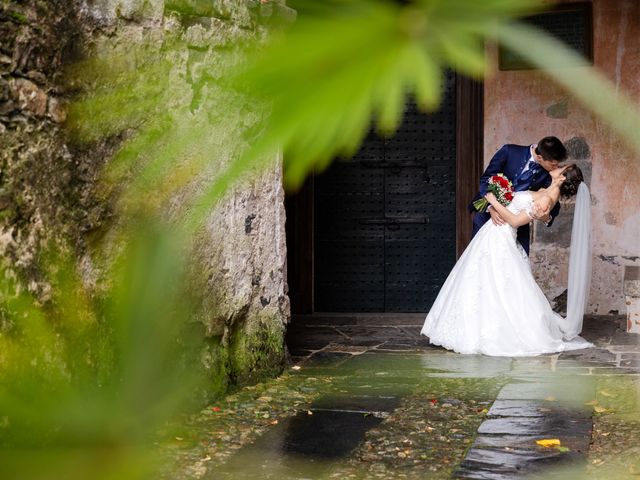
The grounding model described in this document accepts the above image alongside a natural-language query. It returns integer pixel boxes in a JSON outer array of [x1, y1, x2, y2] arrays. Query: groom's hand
[[531, 203, 551, 223], [488, 206, 506, 226]]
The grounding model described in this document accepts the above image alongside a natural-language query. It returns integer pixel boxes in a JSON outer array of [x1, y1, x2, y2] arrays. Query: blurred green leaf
[[0, 223, 200, 479], [499, 22, 640, 155]]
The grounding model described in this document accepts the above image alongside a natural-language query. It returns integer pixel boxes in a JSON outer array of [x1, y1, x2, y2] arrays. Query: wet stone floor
[[165, 315, 640, 479]]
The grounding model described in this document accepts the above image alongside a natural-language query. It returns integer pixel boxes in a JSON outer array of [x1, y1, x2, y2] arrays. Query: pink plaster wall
[[483, 0, 640, 314]]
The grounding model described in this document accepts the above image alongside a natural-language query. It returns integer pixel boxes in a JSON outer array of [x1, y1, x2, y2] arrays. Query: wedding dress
[[421, 191, 592, 356]]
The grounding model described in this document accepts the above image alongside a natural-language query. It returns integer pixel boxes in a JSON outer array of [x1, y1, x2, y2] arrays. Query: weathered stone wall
[[0, 0, 292, 400], [483, 0, 640, 315]]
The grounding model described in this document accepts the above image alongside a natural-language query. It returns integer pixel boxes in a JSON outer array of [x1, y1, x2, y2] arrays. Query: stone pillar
[[624, 266, 640, 333]]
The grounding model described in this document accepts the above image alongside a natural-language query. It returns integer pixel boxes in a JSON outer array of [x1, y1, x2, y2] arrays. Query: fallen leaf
[[270, 419, 279, 425], [536, 438, 561, 447], [584, 399, 598, 406], [557, 446, 570, 452], [593, 406, 608, 413], [291, 365, 301, 371], [599, 390, 615, 398], [544, 396, 556, 402], [211, 407, 221, 412], [175, 437, 184, 441], [307, 410, 313, 416]]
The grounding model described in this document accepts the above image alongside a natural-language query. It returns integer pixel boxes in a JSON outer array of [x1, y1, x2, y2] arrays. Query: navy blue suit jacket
[[469, 144, 560, 255]]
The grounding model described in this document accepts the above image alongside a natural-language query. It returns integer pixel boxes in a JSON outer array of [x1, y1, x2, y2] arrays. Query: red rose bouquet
[[473, 173, 514, 212]]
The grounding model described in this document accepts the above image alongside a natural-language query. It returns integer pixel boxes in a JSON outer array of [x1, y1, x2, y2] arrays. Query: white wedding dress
[[421, 191, 592, 356]]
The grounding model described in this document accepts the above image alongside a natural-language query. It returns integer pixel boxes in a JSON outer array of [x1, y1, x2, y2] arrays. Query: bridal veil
[[563, 182, 592, 340]]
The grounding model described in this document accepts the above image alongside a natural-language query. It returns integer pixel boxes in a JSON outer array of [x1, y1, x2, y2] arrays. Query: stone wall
[[0, 0, 293, 401], [483, 0, 640, 316]]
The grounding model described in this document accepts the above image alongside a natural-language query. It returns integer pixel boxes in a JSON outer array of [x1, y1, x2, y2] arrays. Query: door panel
[[314, 72, 457, 312]]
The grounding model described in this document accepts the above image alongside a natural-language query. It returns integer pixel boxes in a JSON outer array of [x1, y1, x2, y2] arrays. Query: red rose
[[505, 192, 514, 201]]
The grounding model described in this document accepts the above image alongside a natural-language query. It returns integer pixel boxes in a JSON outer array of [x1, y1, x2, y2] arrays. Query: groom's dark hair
[[535, 136, 567, 161]]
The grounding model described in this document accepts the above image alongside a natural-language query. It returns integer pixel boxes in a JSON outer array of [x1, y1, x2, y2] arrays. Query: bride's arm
[[485, 193, 532, 228]]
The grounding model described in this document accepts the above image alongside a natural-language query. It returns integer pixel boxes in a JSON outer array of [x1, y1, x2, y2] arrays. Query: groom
[[469, 136, 568, 255]]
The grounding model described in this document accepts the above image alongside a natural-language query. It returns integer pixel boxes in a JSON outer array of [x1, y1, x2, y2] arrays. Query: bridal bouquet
[[473, 173, 514, 212]]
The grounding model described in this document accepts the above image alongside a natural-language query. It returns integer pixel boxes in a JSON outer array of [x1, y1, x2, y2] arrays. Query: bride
[[421, 165, 593, 356]]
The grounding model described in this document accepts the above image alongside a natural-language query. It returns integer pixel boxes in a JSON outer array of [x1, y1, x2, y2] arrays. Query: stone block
[[10, 78, 47, 117], [623, 266, 640, 333], [534, 202, 573, 248]]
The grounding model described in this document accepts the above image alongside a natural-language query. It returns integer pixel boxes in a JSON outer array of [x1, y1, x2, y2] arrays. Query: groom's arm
[[479, 145, 510, 196]]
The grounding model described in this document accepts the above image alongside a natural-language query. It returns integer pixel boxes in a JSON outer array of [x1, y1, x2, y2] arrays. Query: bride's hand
[[485, 192, 497, 203]]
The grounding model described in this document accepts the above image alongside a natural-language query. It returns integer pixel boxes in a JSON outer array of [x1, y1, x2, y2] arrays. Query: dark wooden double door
[[285, 74, 483, 314], [315, 74, 456, 312]]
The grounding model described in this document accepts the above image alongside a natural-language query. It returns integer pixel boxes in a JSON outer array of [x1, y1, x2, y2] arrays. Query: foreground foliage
[[2, 0, 639, 478]]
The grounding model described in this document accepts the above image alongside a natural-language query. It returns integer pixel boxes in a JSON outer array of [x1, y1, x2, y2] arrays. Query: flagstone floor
[[285, 314, 640, 479], [168, 315, 639, 479]]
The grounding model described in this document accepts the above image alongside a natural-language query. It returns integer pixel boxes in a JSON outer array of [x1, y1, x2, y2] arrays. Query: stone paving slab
[[372, 342, 433, 353], [487, 399, 591, 419], [455, 447, 583, 479], [478, 415, 591, 436], [304, 351, 353, 366], [611, 331, 640, 344], [620, 358, 640, 368], [471, 434, 588, 452], [310, 394, 401, 414], [589, 366, 640, 375], [496, 381, 595, 404], [558, 347, 617, 363]]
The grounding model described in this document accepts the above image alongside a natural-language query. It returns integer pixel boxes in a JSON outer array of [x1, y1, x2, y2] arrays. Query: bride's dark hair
[[560, 164, 584, 198]]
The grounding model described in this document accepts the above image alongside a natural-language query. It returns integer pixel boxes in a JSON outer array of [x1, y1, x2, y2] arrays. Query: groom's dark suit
[[469, 144, 560, 255]]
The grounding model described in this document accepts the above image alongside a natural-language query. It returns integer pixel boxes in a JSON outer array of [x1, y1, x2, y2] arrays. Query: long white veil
[[563, 182, 592, 340]]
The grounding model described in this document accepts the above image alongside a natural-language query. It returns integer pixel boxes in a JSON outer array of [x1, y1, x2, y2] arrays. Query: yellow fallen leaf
[[599, 390, 615, 398], [594, 406, 608, 413], [536, 438, 561, 447], [544, 396, 556, 402], [291, 365, 301, 371]]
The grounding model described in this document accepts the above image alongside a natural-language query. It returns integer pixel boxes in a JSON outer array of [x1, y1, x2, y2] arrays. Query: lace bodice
[[506, 191, 534, 217]]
